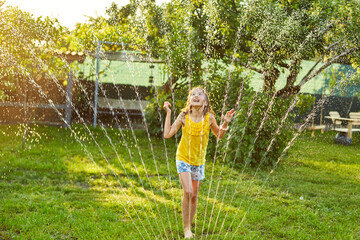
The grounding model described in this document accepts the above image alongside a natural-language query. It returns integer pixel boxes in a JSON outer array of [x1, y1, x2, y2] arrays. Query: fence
[[0, 78, 154, 126]]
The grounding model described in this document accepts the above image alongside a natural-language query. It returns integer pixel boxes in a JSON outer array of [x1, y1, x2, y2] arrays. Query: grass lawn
[[0, 124, 359, 239]]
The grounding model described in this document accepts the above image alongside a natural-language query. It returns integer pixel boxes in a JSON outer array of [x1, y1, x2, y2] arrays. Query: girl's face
[[190, 88, 207, 108]]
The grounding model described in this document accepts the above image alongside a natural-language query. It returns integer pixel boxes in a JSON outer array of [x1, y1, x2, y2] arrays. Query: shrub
[[144, 61, 250, 139], [224, 93, 296, 167], [144, 84, 194, 137], [145, 62, 315, 167]]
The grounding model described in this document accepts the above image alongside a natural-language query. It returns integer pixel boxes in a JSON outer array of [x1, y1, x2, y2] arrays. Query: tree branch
[[256, 40, 268, 54], [319, 21, 336, 37], [284, 59, 300, 88], [225, 54, 264, 73], [301, 56, 323, 84], [218, 0, 239, 15], [277, 61, 289, 69], [246, 64, 263, 74], [300, 39, 344, 84], [324, 39, 343, 51], [298, 47, 359, 87]]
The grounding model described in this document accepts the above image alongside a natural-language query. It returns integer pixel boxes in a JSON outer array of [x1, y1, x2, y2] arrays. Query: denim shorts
[[176, 160, 205, 181]]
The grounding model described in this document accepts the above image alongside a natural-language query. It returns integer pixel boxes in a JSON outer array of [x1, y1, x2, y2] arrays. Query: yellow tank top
[[176, 112, 210, 166]]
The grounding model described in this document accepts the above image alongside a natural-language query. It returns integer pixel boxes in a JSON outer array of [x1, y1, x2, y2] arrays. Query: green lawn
[[0, 125, 359, 239]]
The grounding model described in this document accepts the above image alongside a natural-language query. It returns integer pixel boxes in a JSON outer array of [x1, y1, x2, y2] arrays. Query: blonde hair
[[181, 86, 214, 117]]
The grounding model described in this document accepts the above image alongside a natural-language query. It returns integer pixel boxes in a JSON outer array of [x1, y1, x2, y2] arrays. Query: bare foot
[[184, 229, 194, 239]]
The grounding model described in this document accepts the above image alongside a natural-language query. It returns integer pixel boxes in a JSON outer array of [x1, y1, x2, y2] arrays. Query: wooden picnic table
[[325, 116, 360, 139]]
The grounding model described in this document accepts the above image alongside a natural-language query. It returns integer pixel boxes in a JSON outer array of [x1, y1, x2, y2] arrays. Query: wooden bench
[[349, 112, 360, 142], [333, 127, 360, 145], [325, 116, 360, 139], [325, 112, 360, 144], [349, 112, 360, 128], [308, 125, 326, 137], [328, 111, 342, 127], [333, 128, 360, 133], [97, 97, 149, 116]]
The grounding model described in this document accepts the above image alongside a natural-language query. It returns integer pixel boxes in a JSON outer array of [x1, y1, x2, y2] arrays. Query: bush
[[224, 93, 296, 167], [144, 80, 196, 137], [144, 61, 250, 138], [145, 62, 315, 167], [144, 88, 171, 137]]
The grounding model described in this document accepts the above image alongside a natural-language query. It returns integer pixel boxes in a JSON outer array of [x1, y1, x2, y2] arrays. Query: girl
[[163, 87, 235, 239]]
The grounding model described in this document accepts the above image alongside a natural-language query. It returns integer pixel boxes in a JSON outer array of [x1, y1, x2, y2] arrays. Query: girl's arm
[[210, 109, 236, 139], [163, 101, 184, 139]]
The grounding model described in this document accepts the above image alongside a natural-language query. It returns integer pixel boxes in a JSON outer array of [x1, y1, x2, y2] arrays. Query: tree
[[154, 0, 360, 97], [135, 0, 360, 166], [64, 2, 147, 53], [60, 0, 360, 98], [55, 0, 360, 165], [0, 2, 66, 100], [0, 2, 71, 148]]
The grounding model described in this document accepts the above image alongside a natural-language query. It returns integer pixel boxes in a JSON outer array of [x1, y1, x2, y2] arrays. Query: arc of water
[[0, 48, 150, 239], [117, 47, 173, 240], [204, 14, 286, 238], [174, 0, 241, 235], [85, 14, 183, 238], [100, 39, 187, 238], [213, 13, 342, 238], [227, 98, 299, 239], [199, 4, 276, 239], [131, 9, 184, 236], [156, 0, 199, 236], [214, 92, 259, 238], [223, 96, 299, 239], [200, 3, 259, 237], [0, 24, 165, 238], [162, 0, 210, 236], [205, 73, 251, 240], [75, 77, 162, 237], [125, 4, 185, 236], [182, 0, 219, 235], [81, 40, 170, 239], [214, 89, 281, 239], [55, 36, 170, 238], [228, 72, 355, 238], [189, 4, 231, 223], [205, 81, 275, 239], [150, 2, 213, 237], [201, 78, 232, 239], [153, 85, 181, 237], [205, 19, 271, 240]]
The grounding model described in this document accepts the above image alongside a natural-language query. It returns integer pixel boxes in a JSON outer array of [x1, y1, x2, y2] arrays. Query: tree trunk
[[263, 67, 280, 93], [162, 73, 178, 92], [276, 85, 301, 98], [22, 81, 28, 149]]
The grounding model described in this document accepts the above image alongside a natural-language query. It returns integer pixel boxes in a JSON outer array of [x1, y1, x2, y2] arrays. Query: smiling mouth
[[193, 99, 200, 103]]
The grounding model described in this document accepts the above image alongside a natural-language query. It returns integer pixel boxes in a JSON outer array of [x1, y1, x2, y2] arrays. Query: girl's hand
[[163, 101, 172, 113], [222, 109, 236, 123]]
